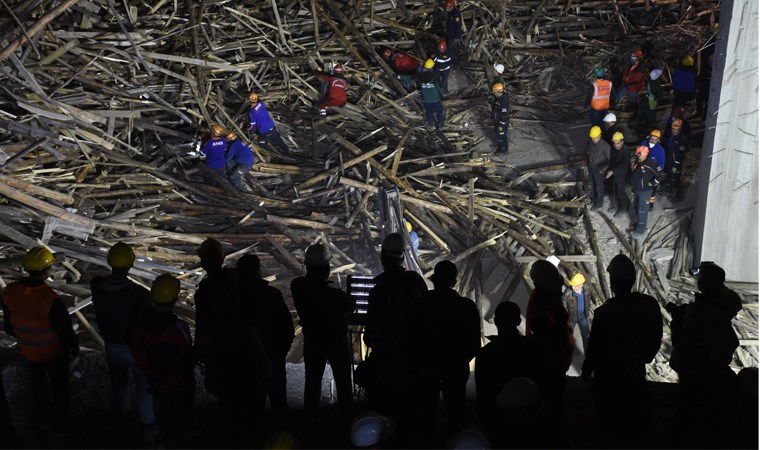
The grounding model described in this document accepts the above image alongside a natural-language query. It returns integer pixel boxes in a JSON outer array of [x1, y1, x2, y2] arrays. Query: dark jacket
[[672, 66, 696, 94], [562, 287, 591, 324], [631, 155, 665, 191], [602, 123, 623, 146], [91, 275, 152, 345], [446, 7, 462, 41], [131, 309, 194, 388], [291, 275, 354, 344], [662, 129, 691, 170], [239, 278, 294, 359], [588, 138, 611, 174], [490, 94, 510, 126]]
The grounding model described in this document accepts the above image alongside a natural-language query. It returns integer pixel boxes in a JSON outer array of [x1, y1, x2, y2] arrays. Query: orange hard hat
[[671, 119, 683, 129], [210, 124, 224, 137], [382, 49, 392, 59], [632, 49, 644, 59], [226, 130, 238, 140], [248, 91, 259, 103], [636, 145, 649, 156], [492, 82, 505, 93], [649, 129, 661, 138]]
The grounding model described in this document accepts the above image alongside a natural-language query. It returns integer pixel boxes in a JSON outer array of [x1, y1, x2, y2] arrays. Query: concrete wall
[[693, 0, 759, 282]]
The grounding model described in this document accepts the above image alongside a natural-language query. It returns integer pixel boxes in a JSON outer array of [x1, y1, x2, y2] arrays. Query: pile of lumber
[[0, 0, 754, 378]]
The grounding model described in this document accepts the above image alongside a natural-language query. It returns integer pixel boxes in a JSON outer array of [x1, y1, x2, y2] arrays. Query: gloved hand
[[497, 127, 504, 133], [671, 167, 677, 173]]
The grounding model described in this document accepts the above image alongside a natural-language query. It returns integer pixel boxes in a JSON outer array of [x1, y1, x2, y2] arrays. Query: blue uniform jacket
[[641, 139, 666, 169], [200, 137, 227, 169], [672, 67, 696, 94], [248, 102, 276, 135], [225, 139, 255, 166], [446, 8, 462, 41]]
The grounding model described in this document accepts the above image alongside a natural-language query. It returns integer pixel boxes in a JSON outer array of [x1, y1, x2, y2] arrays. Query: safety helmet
[[589, 126, 602, 139], [607, 254, 636, 281], [492, 82, 504, 94], [226, 130, 238, 141], [681, 55, 694, 67], [333, 63, 344, 73], [530, 260, 563, 292], [612, 131, 624, 142], [248, 91, 259, 103], [107, 242, 135, 268], [381, 233, 405, 259], [493, 63, 505, 74], [210, 124, 224, 137], [603, 112, 617, 123], [304, 244, 331, 267], [351, 412, 395, 448], [671, 119, 683, 129], [264, 432, 297, 450], [444, 0, 456, 9], [568, 273, 586, 287], [197, 238, 224, 263], [405, 220, 413, 232], [650, 69, 663, 80], [696, 261, 726, 289], [424, 59, 435, 69], [447, 427, 491, 449], [496, 376, 540, 410], [649, 129, 661, 138], [437, 39, 447, 53], [151, 273, 180, 304], [382, 49, 392, 59], [636, 145, 649, 156], [594, 67, 605, 78], [632, 49, 644, 59], [23, 246, 56, 272]]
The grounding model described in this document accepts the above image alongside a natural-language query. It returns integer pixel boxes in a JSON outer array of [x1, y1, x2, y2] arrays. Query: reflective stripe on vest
[[591, 80, 612, 110], [3, 282, 65, 363]]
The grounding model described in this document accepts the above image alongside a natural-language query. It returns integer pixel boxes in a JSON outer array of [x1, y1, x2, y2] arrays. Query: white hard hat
[[493, 63, 505, 74], [603, 112, 617, 123], [496, 376, 541, 410], [351, 412, 395, 447], [304, 243, 331, 267], [650, 69, 663, 80], [447, 427, 491, 449]]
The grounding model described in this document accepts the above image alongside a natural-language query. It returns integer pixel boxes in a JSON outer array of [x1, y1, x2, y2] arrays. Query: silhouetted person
[[475, 301, 539, 445], [237, 254, 295, 433], [364, 232, 427, 445], [90, 242, 155, 430], [581, 254, 662, 448], [131, 274, 194, 449], [291, 244, 355, 442], [414, 261, 481, 440], [668, 261, 742, 448]]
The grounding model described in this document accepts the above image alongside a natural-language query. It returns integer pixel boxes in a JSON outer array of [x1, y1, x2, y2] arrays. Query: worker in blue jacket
[[247, 92, 291, 156], [199, 124, 228, 185], [225, 131, 255, 192], [640, 129, 665, 210]]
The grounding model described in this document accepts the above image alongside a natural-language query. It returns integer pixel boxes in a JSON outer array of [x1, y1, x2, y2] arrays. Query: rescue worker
[[131, 274, 195, 449], [587, 125, 610, 210], [630, 145, 665, 240], [90, 242, 155, 429], [291, 244, 355, 441], [413, 261, 481, 440], [662, 118, 691, 202], [581, 254, 663, 447], [562, 273, 591, 353], [490, 82, 510, 155], [601, 112, 622, 145], [316, 64, 348, 116], [665, 106, 692, 143], [418, 59, 446, 130], [643, 69, 665, 131], [2, 246, 79, 435], [382, 49, 420, 91], [587, 67, 612, 127], [364, 233, 427, 444], [605, 131, 630, 217], [616, 49, 647, 117], [247, 92, 291, 156], [491, 63, 506, 88], [444, 0, 462, 67], [224, 131, 255, 192], [432, 39, 452, 95], [640, 129, 666, 210], [237, 254, 294, 433], [405, 220, 419, 256], [672, 55, 696, 110], [199, 123, 228, 185]]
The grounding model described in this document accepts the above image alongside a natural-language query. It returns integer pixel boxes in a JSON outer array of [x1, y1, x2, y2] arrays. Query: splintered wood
[[0, 0, 755, 378]]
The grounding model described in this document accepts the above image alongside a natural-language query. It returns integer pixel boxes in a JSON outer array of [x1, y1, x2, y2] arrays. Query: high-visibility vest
[[591, 80, 612, 110], [3, 282, 65, 363]]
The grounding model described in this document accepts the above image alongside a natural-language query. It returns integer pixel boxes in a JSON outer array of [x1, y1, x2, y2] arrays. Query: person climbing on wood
[[316, 63, 348, 116]]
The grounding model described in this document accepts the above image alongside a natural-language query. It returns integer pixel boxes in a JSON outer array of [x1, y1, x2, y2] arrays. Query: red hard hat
[[382, 49, 392, 59], [333, 64, 344, 73], [632, 49, 645, 59], [444, 0, 455, 8], [636, 145, 649, 156], [437, 39, 447, 53]]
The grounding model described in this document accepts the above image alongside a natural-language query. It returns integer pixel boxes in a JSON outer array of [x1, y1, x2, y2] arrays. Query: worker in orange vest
[[2, 246, 79, 436], [587, 67, 613, 127]]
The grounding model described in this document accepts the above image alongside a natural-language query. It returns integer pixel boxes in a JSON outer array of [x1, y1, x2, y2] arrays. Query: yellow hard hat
[[492, 82, 505, 93], [612, 131, 624, 142], [569, 273, 586, 287], [107, 242, 135, 268], [405, 221, 413, 233], [151, 274, 180, 304], [23, 246, 55, 272], [649, 129, 661, 138], [681, 55, 694, 67], [424, 59, 435, 69], [210, 124, 224, 137], [198, 238, 224, 263], [589, 126, 602, 139]]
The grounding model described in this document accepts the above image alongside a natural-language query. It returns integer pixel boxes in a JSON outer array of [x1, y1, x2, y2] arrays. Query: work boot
[[607, 204, 617, 213], [426, 123, 434, 131], [590, 203, 601, 211], [439, 124, 447, 131]]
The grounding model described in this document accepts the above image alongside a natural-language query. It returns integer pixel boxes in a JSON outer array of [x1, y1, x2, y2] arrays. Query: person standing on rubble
[[247, 92, 291, 156], [562, 273, 591, 353], [490, 63, 506, 89], [490, 82, 510, 155], [2, 247, 79, 437], [605, 131, 630, 217], [444, 0, 462, 67], [665, 106, 692, 143], [587, 67, 613, 127], [587, 125, 610, 211], [418, 59, 446, 131], [671, 55, 696, 111], [199, 123, 228, 185], [432, 39, 453, 95], [640, 130, 665, 210], [616, 49, 647, 118], [291, 244, 355, 444], [642, 69, 665, 131], [629, 145, 664, 240], [662, 118, 691, 202], [224, 131, 254, 192], [91, 242, 155, 433], [316, 64, 349, 116]]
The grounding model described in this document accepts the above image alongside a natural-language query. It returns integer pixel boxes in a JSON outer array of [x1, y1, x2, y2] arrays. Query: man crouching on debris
[[198, 123, 228, 186], [224, 131, 254, 192], [316, 63, 348, 116]]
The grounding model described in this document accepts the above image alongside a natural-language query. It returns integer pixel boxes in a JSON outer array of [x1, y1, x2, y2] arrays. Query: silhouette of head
[[494, 301, 521, 333], [198, 238, 224, 272], [530, 260, 563, 293], [431, 260, 458, 288], [237, 254, 262, 279], [304, 244, 331, 280], [607, 254, 636, 293], [381, 233, 405, 271], [697, 261, 726, 293]]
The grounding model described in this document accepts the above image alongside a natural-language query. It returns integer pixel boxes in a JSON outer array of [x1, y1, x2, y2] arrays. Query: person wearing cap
[[662, 118, 691, 202], [199, 123, 229, 185], [316, 63, 349, 116], [2, 246, 79, 435], [224, 130, 255, 192], [418, 59, 446, 130], [600, 112, 622, 145], [587, 125, 610, 211], [562, 273, 591, 353], [237, 254, 294, 433], [364, 232, 427, 443], [629, 145, 664, 239], [412, 261, 481, 440], [432, 39, 452, 95], [616, 49, 647, 117], [90, 242, 155, 430], [491, 62, 505, 89], [667, 261, 742, 448], [246, 91, 291, 156], [131, 274, 195, 449], [581, 254, 662, 447], [291, 244, 355, 441], [587, 67, 613, 127], [640, 130, 666, 211], [643, 68, 665, 130], [672, 55, 696, 110], [605, 131, 630, 217]]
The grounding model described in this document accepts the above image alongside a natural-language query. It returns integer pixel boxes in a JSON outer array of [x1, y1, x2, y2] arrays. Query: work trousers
[[643, 105, 657, 131], [28, 355, 69, 430], [202, 165, 227, 186], [105, 342, 154, 424], [260, 129, 290, 155], [437, 70, 450, 95], [589, 168, 605, 207], [670, 162, 684, 200], [303, 337, 353, 424], [418, 364, 470, 443], [634, 189, 653, 233], [424, 101, 444, 128], [494, 122, 509, 153], [152, 382, 195, 449], [612, 176, 629, 212], [571, 317, 590, 353], [227, 162, 252, 192], [589, 108, 607, 127]]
